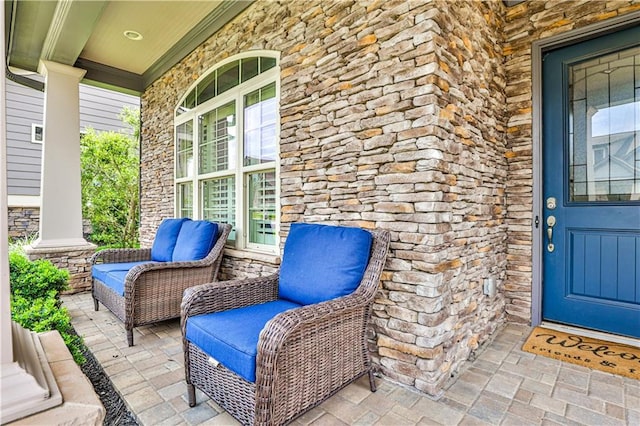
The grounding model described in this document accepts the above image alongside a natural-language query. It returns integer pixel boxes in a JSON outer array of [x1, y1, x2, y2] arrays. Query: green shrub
[[11, 294, 85, 363], [81, 107, 140, 248], [9, 251, 69, 299], [9, 252, 85, 364]]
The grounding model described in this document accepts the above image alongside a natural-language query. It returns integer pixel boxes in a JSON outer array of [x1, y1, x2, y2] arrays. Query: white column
[[31, 60, 90, 249], [1, 0, 12, 370], [1, 6, 62, 422]]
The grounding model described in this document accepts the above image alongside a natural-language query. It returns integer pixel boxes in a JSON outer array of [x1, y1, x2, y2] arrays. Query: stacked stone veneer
[[218, 251, 280, 281], [8, 206, 93, 242], [142, 0, 507, 396], [140, 0, 637, 395], [502, 1, 640, 323], [142, 0, 508, 396], [9, 206, 95, 293], [24, 245, 96, 293], [8, 207, 40, 241]]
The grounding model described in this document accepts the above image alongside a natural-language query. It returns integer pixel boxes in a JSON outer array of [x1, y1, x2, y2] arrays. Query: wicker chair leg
[[93, 297, 99, 311], [368, 369, 377, 392], [187, 384, 196, 407], [127, 329, 134, 347]]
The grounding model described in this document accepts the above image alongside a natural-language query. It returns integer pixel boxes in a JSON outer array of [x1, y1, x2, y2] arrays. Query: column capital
[[38, 60, 86, 81]]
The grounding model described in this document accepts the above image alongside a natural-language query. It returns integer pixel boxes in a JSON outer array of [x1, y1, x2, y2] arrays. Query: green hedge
[[9, 251, 85, 364]]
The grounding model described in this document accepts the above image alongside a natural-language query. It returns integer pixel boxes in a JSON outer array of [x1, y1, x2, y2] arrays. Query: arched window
[[174, 52, 280, 253]]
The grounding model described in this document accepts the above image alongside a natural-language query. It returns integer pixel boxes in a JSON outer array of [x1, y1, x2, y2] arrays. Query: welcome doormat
[[522, 327, 640, 380]]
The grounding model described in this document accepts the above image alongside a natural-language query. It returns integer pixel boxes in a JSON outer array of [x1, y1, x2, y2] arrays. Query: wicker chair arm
[[255, 229, 390, 385], [90, 248, 152, 264], [258, 292, 368, 354], [181, 274, 280, 321], [124, 258, 215, 276], [253, 292, 373, 411]]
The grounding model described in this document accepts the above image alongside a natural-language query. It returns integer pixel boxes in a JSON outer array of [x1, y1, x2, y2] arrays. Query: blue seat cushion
[[92, 261, 154, 296], [151, 218, 188, 261], [278, 223, 373, 306], [185, 300, 301, 383], [172, 220, 218, 262]]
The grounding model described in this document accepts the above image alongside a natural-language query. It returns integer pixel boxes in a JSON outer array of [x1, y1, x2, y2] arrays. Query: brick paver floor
[[63, 292, 639, 425]]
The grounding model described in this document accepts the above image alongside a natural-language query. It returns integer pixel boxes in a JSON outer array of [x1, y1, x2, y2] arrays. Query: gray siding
[[6, 78, 140, 196], [6, 78, 44, 196], [80, 85, 140, 133]]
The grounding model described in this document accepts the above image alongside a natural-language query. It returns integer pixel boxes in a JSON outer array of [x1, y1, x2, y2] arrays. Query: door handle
[[546, 215, 556, 252]]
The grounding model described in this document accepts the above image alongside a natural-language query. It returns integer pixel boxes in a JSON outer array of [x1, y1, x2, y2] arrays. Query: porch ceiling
[[4, 0, 253, 94]]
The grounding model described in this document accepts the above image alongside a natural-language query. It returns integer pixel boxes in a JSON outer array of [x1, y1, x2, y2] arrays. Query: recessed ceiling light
[[123, 30, 143, 41]]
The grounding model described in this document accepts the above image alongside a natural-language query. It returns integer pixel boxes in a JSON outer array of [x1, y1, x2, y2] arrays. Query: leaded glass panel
[[569, 46, 640, 202]]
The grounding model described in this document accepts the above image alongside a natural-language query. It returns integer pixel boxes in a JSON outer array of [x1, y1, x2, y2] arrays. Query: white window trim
[[174, 51, 281, 255], [31, 124, 43, 144]]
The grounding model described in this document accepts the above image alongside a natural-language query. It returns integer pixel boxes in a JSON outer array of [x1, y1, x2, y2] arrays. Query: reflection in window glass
[[180, 57, 276, 112], [260, 57, 277, 73], [244, 83, 277, 166], [199, 101, 236, 174], [178, 91, 196, 115], [248, 171, 276, 245], [217, 61, 240, 96], [176, 122, 193, 178], [197, 71, 217, 106], [241, 57, 259, 82], [202, 177, 236, 242], [569, 47, 639, 202]]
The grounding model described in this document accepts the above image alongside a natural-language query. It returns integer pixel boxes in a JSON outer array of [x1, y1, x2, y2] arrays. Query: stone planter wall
[[24, 244, 97, 293], [501, 0, 640, 323]]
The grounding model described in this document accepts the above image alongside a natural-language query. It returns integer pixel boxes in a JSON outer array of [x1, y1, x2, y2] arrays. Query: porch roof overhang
[[4, 0, 253, 95]]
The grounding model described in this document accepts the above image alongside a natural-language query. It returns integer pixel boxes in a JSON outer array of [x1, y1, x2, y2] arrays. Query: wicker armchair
[[181, 224, 390, 425], [91, 220, 231, 346]]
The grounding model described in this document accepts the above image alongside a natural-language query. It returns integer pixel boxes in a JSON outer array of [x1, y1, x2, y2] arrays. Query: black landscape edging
[[75, 328, 139, 426]]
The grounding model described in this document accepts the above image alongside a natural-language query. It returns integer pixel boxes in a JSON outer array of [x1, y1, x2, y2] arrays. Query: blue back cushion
[[172, 220, 218, 262], [151, 218, 188, 261], [278, 223, 373, 305], [185, 300, 301, 383]]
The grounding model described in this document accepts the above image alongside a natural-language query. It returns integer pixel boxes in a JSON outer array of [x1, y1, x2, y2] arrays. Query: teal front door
[[542, 25, 640, 338]]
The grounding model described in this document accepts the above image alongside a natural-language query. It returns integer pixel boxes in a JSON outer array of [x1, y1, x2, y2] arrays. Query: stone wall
[[218, 250, 280, 281], [502, 0, 640, 323], [141, 0, 508, 396], [24, 245, 96, 293], [8, 206, 94, 243], [8, 207, 40, 241]]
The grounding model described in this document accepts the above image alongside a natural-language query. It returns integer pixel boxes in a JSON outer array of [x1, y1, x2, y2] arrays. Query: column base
[[29, 238, 93, 250], [6, 330, 105, 425], [1, 323, 62, 424]]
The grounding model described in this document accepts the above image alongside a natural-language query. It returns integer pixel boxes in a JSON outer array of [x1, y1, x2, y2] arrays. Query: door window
[[568, 46, 640, 202]]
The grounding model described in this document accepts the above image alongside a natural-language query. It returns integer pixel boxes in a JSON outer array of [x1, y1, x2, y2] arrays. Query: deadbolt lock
[[546, 197, 557, 210]]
